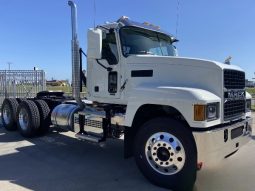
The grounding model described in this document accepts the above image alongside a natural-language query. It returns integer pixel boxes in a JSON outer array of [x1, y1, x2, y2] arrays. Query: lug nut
[[176, 146, 181, 151], [169, 138, 174, 143]]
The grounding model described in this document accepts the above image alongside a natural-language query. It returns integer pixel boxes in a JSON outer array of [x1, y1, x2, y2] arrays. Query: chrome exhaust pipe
[[68, 1, 78, 41], [68, 1, 84, 108]]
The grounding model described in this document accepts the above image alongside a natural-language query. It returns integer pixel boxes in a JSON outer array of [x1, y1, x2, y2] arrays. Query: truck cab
[[86, 16, 252, 130], [85, 16, 253, 189]]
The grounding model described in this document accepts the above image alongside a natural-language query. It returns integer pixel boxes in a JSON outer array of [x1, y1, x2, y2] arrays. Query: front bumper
[[193, 117, 252, 165]]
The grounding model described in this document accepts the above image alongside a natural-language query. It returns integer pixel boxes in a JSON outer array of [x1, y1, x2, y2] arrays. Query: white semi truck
[[1, 1, 253, 191]]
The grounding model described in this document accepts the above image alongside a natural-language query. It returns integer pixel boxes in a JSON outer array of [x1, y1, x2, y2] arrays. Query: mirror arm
[[79, 48, 87, 57], [96, 59, 112, 72]]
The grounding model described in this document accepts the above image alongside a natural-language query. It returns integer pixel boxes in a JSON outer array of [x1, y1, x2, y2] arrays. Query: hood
[[124, 55, 245, 98], [126, 55, 244, 72]]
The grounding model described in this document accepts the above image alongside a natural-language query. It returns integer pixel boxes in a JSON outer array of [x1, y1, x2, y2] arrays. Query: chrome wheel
[[145, 132, 186, 175], [2, 104, 11, 125], [19, 108, 29, 131]]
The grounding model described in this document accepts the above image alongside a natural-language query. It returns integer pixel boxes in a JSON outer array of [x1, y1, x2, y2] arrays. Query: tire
[[134, 117, 197, 191], [1, 98, 19, 131], [16, 100, 40, 138], [16, 98, 27, 103], [34, 100, 51, 135]]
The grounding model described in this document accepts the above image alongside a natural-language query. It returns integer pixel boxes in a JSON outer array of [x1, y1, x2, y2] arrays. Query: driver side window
[[102, 30, 118, 65]]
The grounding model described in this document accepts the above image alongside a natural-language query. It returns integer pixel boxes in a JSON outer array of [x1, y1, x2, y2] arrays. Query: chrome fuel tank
[[51, 104, 80, 130]]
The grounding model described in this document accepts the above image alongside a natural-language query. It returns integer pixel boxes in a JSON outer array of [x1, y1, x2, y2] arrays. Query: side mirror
[[87, 28, 102, 59], [173, 45, 178, 56]]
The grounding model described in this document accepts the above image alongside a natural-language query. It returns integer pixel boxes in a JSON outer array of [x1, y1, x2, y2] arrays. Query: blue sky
[[0, 0, 254, 81]]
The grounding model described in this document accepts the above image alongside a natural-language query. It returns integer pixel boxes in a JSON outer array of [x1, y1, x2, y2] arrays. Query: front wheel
[[134, 117, 197, 191]]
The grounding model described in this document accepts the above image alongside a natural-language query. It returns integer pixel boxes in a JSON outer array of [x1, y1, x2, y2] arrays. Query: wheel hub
[[157, 147, 170, 161], [145, 132, 186, 175], [19, 108, 29, 131]]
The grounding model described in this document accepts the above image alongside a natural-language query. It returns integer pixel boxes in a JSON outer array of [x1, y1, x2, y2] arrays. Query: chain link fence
[[0, 70, 46, 108]]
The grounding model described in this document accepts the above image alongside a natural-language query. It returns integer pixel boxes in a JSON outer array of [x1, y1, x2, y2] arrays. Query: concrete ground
[[0, 113, 254, 191]]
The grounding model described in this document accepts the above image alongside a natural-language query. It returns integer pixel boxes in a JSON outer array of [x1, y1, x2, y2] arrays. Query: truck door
[[90, 29, 121, 99]]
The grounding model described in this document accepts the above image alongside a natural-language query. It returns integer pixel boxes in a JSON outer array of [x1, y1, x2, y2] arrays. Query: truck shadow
[[1, 122, 254, 191], [0, 126, 169, 191]]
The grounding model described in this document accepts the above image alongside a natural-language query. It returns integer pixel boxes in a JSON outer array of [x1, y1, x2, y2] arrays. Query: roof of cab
[[98, 16, 177, 41]]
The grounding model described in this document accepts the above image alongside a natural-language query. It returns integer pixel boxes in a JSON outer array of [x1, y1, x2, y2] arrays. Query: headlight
[[206, 103, 219, 120], [194, 103, 219, 121], [246, 99, 251, 112]]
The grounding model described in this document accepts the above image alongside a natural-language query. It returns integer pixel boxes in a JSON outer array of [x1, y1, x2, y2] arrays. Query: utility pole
[[7, 62, 12, 70], [252, 72, 255, 87]]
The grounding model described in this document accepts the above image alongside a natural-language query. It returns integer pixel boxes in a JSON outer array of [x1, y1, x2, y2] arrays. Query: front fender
[[246, 92, 252, 117], [124, 85, 221, 128]]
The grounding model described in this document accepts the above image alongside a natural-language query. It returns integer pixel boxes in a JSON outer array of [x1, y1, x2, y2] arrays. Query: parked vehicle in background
[[0, 1, 253, 191]]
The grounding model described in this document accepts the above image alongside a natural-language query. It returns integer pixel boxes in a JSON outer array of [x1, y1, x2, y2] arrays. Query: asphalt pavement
[[0, 113, 254, 191]]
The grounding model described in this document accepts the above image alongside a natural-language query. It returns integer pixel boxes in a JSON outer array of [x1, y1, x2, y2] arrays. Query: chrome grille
[[224, 70, 245, 89], [224, 100, 245, 120], [223, 69, 246, 120]]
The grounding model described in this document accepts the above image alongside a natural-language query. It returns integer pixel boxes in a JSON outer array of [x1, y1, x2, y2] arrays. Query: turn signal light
[[194, 105, 206, 121]]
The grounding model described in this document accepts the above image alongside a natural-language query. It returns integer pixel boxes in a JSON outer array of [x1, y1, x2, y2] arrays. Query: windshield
[[120, 27, 177, 57]]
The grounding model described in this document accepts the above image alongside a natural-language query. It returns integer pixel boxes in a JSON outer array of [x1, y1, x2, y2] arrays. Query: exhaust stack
[[68, 1, 84, 108]]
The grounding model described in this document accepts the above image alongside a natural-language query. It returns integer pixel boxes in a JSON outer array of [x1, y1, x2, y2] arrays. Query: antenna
[[175, 0, 180, 38], [93, 0, 96, 28]]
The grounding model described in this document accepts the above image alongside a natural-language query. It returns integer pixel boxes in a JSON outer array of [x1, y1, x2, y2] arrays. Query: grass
[[246, 88, 255, 96]]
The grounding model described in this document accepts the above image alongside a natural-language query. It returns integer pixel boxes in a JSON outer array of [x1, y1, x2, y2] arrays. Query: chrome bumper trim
[[193, 117, 252, 165]]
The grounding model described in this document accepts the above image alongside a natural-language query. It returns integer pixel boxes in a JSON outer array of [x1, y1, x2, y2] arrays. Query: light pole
[[7, 62, 12, 70]]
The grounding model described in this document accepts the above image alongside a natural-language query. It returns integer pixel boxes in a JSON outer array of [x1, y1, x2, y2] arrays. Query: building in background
[[46, 80, 69, 86]]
